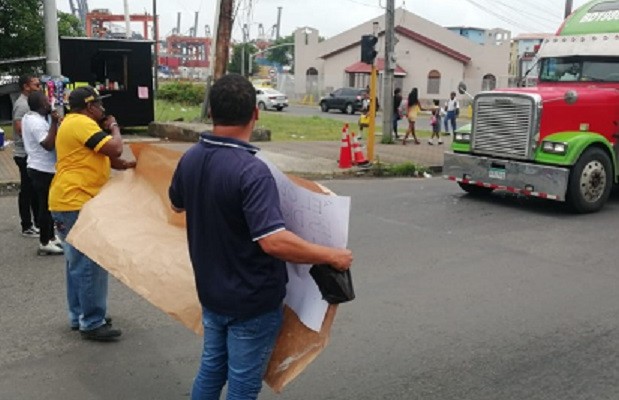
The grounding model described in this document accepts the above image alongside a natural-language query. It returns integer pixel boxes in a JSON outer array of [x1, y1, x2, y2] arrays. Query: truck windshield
[[539, 56, 619, 82]]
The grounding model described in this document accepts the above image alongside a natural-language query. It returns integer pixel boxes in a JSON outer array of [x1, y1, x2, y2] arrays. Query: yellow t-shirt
[[49, 113, 112, 211]]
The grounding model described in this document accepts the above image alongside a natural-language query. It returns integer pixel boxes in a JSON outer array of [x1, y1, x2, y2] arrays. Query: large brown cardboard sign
[[67, 143, 338, 392]]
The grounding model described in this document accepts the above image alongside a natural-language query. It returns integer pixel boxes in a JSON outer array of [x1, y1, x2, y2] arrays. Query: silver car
[[255, 88, 288, 111]]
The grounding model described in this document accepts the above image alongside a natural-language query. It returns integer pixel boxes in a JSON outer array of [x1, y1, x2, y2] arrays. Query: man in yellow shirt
[[50, 86, 135, 342]]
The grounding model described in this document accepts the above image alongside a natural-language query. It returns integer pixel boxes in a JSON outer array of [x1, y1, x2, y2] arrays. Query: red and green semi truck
[[443, 0, 619, 213]]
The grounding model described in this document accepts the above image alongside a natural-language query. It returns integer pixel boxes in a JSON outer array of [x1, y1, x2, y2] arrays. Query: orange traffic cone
[[338, 124, 353, 169], [350, 132, 369, 165]]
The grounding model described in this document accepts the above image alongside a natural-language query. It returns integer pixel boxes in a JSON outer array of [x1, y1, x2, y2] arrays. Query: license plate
[[489, 167, 506, 180]]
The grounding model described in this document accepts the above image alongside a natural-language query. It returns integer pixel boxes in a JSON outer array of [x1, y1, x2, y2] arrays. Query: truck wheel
[[567, 147, 612, 213], [258, 102, 267, 111], [320, 102, 329, 112], [458, 182, 494, 195], [345, 103, 354, 115]]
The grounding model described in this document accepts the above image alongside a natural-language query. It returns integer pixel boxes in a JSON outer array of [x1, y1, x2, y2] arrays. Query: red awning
[[344, 58, 407, 76]]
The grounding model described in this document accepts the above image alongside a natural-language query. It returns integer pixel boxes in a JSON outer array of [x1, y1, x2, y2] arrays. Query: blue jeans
[[444, 110, 457, 133], [52, 211, 109, 331], [392, 114, 400, 138], [192, 306, 283, 400]]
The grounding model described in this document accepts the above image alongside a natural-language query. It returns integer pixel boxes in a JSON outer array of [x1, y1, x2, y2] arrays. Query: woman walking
[[402, 88, 426, 145]]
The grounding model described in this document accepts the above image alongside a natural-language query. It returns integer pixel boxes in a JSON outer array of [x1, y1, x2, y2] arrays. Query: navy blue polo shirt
[[169, 133, 288, 319]]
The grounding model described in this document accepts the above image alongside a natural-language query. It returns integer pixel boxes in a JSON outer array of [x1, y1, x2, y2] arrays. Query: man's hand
[[50, 110, 61, 124], [101, 115, 118, 131], [110, 157, 136, 170], [329, 249, 353, 271]]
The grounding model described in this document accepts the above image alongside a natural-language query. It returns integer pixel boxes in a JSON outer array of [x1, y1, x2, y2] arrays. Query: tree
[[58, 11, 84, 37], [228, 43, 259, 76], [0, 0, 45, 59], [266, 35, 294, 72], [0, 0, 83, 60]]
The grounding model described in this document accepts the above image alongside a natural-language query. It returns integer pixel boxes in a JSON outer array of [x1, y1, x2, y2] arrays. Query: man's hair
[[27, 91, 47, 111], [18, 74, 36, 91], [394, 88, 401, 94], [209, 74, 256, 126]]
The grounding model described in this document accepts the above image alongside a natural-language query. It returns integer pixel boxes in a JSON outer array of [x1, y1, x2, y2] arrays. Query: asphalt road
[[2, 178, 619, 399]]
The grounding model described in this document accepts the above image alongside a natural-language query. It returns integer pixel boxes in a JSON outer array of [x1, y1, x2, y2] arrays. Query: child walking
[[428, 99, 444, 145]]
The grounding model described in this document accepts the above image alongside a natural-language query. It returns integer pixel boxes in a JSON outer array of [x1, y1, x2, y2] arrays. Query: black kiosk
[[60, 37, 154, 127]]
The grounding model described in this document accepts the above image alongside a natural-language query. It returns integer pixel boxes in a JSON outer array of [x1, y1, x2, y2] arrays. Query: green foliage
[[370, 160, 428, 177], [266, 35, 294, 72], [0, 0, 45, 59], [58, 11, 84, 37], [156, 82, 205, 105], [228, 43, 258, 75]]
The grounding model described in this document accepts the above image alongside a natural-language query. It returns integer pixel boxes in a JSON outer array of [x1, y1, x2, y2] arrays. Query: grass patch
[[368, 159, 429, 177], [155, 100, 346, 142], [0, 124, 14, 140]]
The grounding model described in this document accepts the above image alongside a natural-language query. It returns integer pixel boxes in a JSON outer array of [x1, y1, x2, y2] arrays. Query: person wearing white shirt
[[22, 91, 63, 255], [443, 91, 460, 135]]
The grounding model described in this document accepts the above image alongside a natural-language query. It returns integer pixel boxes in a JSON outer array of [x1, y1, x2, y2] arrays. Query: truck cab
[[443, 0, 619, 213]]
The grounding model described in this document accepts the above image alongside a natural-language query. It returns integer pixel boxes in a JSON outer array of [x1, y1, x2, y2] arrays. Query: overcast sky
[[57, 0, 591, 41]]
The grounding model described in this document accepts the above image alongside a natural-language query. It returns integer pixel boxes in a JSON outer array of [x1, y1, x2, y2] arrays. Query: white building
[[293, 8, 511, 104]]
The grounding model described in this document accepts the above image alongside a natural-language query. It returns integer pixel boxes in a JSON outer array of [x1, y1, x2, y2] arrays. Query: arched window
[[427, 70, 441, 94], [482, 74, 497, 91], [306, 67, 319, 94]]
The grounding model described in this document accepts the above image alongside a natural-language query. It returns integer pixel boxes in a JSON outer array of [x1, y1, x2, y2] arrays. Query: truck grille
[[472, 94, 537, 160]]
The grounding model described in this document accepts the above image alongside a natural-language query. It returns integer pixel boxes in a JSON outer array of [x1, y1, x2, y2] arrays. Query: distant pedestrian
[[21, 91, 63, 256], [169, 74, 353, 400], [443, 91, 460, 135], [402, 88, 427, 145], [49, 86, 135, 341], [428, 99, 444, 145], [12, 74, 41, 237], [392, 88, 402, 140]]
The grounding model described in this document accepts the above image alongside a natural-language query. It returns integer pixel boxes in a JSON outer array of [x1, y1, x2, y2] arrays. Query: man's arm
[[97, 116, 124, 158], [39, 111, 60, 151], [259, 229, 353, 271]]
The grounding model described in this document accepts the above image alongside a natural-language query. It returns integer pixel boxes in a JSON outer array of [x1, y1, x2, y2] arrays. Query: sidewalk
[[0, 135, 447, 193]]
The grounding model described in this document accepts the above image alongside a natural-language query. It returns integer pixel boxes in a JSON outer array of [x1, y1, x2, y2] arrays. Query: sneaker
[[22, 227, 39, 238], [428, 139, 434, 145], [38, 242, 64, 256], [72, 317, 113, 331], [50, 236, 63, 247], [81, 324, 122, 342], [438, 140, 444, 145]]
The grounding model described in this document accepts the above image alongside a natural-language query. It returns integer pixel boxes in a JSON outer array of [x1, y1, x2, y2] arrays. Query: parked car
[[255, 88, 288, 111], [319, 87, 380, 114]]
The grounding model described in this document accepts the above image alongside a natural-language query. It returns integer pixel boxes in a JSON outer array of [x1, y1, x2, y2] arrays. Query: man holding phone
[[49, 86, 135, 341]]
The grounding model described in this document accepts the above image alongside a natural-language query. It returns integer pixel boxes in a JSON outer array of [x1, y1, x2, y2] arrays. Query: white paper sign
[[258, 154, 350, 332]]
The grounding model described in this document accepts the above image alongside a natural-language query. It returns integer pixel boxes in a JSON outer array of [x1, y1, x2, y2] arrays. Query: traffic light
[[361, 35, 378, 65]]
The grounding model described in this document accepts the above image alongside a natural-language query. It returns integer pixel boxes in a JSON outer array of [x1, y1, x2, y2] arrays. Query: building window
[[482, 73, 497, 91], [427, 70, 441, 94]]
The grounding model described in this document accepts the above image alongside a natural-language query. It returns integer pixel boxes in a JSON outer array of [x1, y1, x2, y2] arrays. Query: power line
[[342, 0, 383, 9], [518, 0, 565, 20], [461, 0, 542, 32], [492, 0, 559, 29]]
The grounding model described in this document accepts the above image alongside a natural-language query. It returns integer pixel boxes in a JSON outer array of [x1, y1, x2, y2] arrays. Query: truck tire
[[345, 103, 354, 115], [258, 102, 267, 111], [566, 147, 612, 213], [320, 102, 329, 112], [458, 182, 494, 195]]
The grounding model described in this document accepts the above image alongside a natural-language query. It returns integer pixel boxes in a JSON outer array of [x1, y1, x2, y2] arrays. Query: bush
[[156, 81, 205, 105]]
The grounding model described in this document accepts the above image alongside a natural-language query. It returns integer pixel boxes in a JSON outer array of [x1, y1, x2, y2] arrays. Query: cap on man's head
[[68, 86, 111, 110]]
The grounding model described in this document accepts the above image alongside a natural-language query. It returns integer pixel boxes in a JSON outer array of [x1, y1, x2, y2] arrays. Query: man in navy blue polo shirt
[[169, 74, 353, 400]]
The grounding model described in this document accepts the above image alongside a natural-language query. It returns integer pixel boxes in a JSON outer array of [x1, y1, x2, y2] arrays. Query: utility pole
[[176, 12, 181, 35], [43, 0, 61, 78], [124, 0, 131, 38], [564, 0, 573, 18], [153, 0, 159, 91], [241, 24, 249, 77], [201, 0, 234, 120], [194, 11, 199, 37], [381, 0, 396, 144], [276, 7, 282, 40]]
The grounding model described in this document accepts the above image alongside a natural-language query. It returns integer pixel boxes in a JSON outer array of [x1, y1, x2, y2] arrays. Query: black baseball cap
[[68, 86, 111, 110]]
